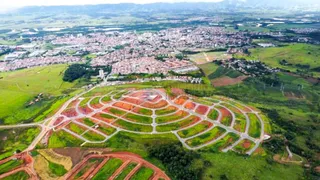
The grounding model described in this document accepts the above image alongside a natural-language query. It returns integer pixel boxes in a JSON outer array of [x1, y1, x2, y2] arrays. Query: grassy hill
[[235, 43, 320, 77], [0, 64, 81, 124]]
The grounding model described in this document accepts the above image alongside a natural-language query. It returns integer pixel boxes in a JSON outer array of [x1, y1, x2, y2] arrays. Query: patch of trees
[[148, 143, 203, 180], [155, 54, 169, 62], [169, 70, 204, 78], [175, 53, 185, 60], [185, 89, 215, 97], [63, 64, 111, 82]]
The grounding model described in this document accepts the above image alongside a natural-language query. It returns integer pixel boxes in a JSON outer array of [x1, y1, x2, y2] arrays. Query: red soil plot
[[54, 120, 70, 130], [142, 100, 168, 109], [67, 99, 80, 109], [195, 105, 209, 115], [185, 102, 196, 110], [128, 91, 146, 97], [53, 116, 64, 126], [171, 88, 184, 96], [217, 106, 233, 126], [78, 106, 94, 115], [242, 139, 253, 149], [92, 113, 117, 123], [181, 116, 201, 128], [62, 108, 78, 117], [113, 102, 135, 111], [174, 96, 189, 105], [122, 97, 144, 105]]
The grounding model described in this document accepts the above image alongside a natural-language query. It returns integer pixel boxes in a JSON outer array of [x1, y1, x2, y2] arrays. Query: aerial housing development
[[0, 1, 319, 180]]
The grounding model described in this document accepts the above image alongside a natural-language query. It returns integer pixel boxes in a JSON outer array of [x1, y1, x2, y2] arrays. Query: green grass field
[[82, 130, 105, 141], [48, 130, 84, 148], [1, 171, 29, 180], [131, 167, 154, 180], [114, 119, 153, 132], [235, 43, 320, 77], [207, 109, 219, 120], [186, 126, 226, 147], [124, 113, 153, 124], [248, 113, 262, 138], [97, 125, 117, 135], [67, 123, 86, 135], [0, 64, 80, 124], [92, 158, 123, 180], [156, 116, 197, 132], [0, 127, 40, 160], [204, 132, 240, 152], [155, 106, 177, 115], [178, 121, 211, 138], [0, 160, 23, 175], [156, 111, 188, 124], [48, 161, 67, 176], [115, 163, 137, 180], [201, 152, 304, 180]]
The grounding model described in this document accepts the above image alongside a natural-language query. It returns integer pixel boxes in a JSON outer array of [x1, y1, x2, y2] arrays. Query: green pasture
[[124, 113, 153, 124], [178, 121, 211, 138], [155, 106, 177, 115], [235, 43, 320, 77], [48, 130, 84, 148], [156, 116, 197, 132], [207, 109, 219, 120], [0, 159, 23, 175], [131, 167, 154, 180], [83, 130, 105, 141], [234, 139, 255, 154], [92, 158, 123, 180], [0, 127, 40, 160], [114, 119, 153, 132], [156, 111, 188, 124], [67, 123, 86, 135], [48, 161, 67, 176], [0, 64, 79, 124], [248, 113, 262, 138], [115, 163, 137, 180], [204, 132, 240, 152], [186, 126, 226, 147], [97, 124, 116, 135], [1, 171, 29, 180]]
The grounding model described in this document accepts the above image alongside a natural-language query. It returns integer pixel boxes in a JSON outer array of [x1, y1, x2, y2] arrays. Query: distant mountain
[[11, 1, 320, 15]]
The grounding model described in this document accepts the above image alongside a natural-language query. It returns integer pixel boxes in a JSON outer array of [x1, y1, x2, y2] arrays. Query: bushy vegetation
[[148, 144, 203, 180], [63, 64, 111, 82]]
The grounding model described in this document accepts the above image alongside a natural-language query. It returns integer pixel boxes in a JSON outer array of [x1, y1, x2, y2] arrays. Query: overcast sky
[[1, 0, 224, 8]]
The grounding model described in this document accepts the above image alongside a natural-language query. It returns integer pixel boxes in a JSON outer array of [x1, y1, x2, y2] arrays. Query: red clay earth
[[113, 102, 135, 111], [174, 96, 189, 105], [211, 76, 248, 87], [184, 102, 196, 110], [142, 100, 168, 109], [55, 120, 71, 130], [78, 106, 94, 115], [217, 106, 232, 125], [92, 113, 116, 123], [62, 108, 78, 117], [195, 105, 209, 115], [122, 97, 144, 105], [242, 139, 252, 149], [53, 116, 64, 126], [90, 101, 104, 109], [64, 152, 170, 180], [181, 116, 201, 128]]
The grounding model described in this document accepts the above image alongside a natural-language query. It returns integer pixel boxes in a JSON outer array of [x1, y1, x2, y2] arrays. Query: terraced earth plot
[[49, 88, 269, 155]]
